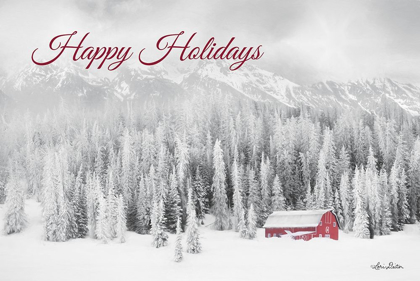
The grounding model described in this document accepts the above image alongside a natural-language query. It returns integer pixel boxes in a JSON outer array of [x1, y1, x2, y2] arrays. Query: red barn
[[263, 209, 339, 241]]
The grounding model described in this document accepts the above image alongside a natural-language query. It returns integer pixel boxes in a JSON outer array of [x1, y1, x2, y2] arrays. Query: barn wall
[[316, 211, 339, 240], [265, 227, 316, 237]]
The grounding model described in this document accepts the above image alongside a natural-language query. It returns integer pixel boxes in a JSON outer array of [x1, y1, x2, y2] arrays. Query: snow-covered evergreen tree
[[315, 151, 328, 209], [116, 194, 126, 243], [174, 217, 183, 262], [238, 204, 247, 238], [305, 182, 315, 210], [151, 199, 168, 248], [192, 166, 207, 224], [365, 147, 380, 236], [247, 166, 263, 226], [336, 146, 350, 179], [164, 169, 182, 233], [272, 174, 285, 211], [339, 172, 351, 232], [353, 168, 370, 239], [260, 154, 272, 222], [212, 139, 230, 230], [3, 167, 27, 235], [186, 186, 201, 254], [95, 193, 109, 243], [247, 203, 257, 239], [407, 138, 420, 223], [42, 150, 68, 242], [232, 153, 243, 232], [397, 168, 409, 229], [136, 175, 150, 234], [121, 128, 133, 204], [175, 132, 189, 188], [389, 162, 400, 230], [379, 185, 392, 236], [106, 174, 118, 239], [333, 188, 344, 228], [76, 182, 88, 238], [42, 151, 57, 241], [66, 182, 78, 240]]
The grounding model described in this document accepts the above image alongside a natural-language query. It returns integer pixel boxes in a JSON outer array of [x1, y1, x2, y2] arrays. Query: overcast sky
[[1, 0, 420, 85]]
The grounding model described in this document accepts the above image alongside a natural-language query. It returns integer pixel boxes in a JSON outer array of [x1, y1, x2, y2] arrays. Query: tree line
[[1, 95, 419, 244]]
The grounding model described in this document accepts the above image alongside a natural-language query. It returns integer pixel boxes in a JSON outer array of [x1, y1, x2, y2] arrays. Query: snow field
[[0, 199, 419, 281]]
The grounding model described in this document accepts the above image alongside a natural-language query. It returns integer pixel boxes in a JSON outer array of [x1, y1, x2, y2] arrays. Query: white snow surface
[[263, 209, 331, 228], [0, 200, 419, 281]]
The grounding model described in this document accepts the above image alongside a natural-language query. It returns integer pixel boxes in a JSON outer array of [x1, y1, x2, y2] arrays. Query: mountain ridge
[[1, 61, 420, 117]]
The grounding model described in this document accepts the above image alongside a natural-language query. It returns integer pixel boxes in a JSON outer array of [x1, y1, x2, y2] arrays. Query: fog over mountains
[[1, 60, 420, 116]]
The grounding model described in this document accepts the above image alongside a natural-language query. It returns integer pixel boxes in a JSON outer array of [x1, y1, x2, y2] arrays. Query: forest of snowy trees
[[1, 94, 420, 246]]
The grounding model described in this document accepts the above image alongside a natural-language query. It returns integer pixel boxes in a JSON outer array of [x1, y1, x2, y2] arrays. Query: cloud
[[0, 0, 419, 85]]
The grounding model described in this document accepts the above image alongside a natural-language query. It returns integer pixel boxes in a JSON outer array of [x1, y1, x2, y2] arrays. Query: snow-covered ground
[[0, 200, 418, 281]]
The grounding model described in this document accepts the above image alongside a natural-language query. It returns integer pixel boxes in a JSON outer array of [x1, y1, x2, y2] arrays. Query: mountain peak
[[2, 62, 420, 117]]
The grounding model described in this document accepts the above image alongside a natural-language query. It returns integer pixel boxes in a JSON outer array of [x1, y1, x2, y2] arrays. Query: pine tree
[[126, 182, 138, 232], [52, 152, 68, 242], [232, 154, 243, 232], [186, 186, 201, 254], [3, 168, 27, 235], [247, 167, 263, 226], [86, 174, 100, 238], [407, 138, 420, 223], [137, 175, 150, 234], [76, 183, 88, 238], [305, 182, 315, 210], [66, 182, 78, 240], [333, 188, 344, 228], [389, 162, 400, 230], [42, 150, 71, 242], [43, 151, 57, 241], [175, 132, 189, 188], [272, 174, 285, 211], [336, 146, 350, 179], [365, 147, 380, 236], [397, 168, 409, 229], [315, 151, 328, 209], [116, 194, 126, 243], [212, 139, 230, 230], [151, 200, 168, 248], [95, 193, 109, 243], [238, 204, 247, 238], [260, 154, 271, 223], [174, 217, 183, 262], [121, 128, 133, 204], [95, 146, 108, 191], [353, 168, 370, 239], [325, 172, 333, 208], [380, 190, 392, 235], [247, 203, 257, 239], [193, 166, 208, 223], [164, 169, 182, 233], [106, 174, 118, 239], [339, 172, 351, 233]]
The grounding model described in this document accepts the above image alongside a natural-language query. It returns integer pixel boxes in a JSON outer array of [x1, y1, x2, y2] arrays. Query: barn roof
[[263, 209, 333, 228]]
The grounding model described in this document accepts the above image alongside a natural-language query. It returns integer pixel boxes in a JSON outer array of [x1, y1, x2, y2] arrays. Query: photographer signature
[[371, 262, 404, 270]]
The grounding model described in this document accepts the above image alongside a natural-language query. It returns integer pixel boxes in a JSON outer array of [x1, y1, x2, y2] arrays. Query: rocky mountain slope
[[1, 61, 420, 116]]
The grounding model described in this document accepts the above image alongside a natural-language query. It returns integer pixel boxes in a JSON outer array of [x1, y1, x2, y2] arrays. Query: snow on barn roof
[[263, 209, 333, 228]]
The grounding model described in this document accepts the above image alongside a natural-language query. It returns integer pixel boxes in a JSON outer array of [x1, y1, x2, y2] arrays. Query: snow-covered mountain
[[304, 79, 420, 116], [181, 61, 300, 106], [110, 66, 185, 102], [1, 61, 420, 116]]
